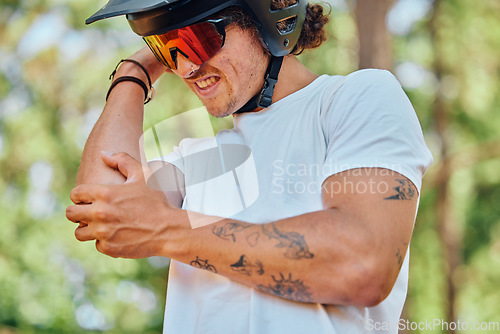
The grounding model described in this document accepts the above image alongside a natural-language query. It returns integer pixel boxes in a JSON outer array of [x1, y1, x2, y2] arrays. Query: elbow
[[345, 260, 398, 307], [356, 280, 393, 307]]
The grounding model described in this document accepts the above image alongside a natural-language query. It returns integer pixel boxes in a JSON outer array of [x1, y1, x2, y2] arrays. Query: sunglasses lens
[[144, 22, 224, 70]]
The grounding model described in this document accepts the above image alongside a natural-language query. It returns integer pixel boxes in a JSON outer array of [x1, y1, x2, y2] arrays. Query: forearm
[[164, 209, 391, 306], [77, 80, 145, 185], [67, 159, 417, 306], [77, 48, 166, 186]]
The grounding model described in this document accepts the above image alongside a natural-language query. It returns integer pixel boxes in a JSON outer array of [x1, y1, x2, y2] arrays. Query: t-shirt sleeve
[[320, 69, 433, 191]]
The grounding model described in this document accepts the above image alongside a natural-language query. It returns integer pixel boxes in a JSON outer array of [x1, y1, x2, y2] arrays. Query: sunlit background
[[1, 0, 499, 333]]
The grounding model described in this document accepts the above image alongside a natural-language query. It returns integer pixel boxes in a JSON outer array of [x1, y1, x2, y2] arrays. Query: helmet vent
[[276, 16, 297, 35]]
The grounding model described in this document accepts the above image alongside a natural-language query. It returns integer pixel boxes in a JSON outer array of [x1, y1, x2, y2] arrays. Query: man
[[66, 0, 433, 333]]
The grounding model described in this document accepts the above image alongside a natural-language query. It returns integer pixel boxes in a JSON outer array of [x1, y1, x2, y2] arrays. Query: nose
[[173, 52, 201, 78]]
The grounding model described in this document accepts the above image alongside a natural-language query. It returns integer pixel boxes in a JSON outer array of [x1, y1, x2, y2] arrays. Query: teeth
[[196, 77, 218, 89]]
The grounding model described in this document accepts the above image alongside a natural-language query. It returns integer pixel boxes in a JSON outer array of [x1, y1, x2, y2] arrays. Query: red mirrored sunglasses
[[143, 18, 231, 70]]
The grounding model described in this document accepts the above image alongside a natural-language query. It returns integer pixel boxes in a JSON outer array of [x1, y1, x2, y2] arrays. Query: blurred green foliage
[[0, 0, 499, 333]]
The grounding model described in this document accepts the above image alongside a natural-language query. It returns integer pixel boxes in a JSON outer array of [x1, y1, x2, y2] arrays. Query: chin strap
[[234, 56, 284, 114]]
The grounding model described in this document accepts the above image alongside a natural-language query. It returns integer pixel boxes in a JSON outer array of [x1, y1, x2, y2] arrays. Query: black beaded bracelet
[[106, 59, 154, 104]]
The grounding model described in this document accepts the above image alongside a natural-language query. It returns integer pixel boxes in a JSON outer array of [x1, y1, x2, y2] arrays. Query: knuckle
[[70, 186, 81, 203], [97, 187, 111, 201], [97, 241, 118, 258], [96, 240, 108, 254], [95, 225, 110, 240], [96, 240, 109, 252], [93, 207, 110, 221]]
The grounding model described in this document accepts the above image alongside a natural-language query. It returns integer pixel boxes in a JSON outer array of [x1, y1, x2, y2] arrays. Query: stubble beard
[[204, 96, 237, 118], [186, 66, 239, 118]]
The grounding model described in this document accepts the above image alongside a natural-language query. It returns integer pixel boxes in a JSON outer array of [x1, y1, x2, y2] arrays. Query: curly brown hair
[[214, 1, 330, 55], [271, 0, 330, 55]]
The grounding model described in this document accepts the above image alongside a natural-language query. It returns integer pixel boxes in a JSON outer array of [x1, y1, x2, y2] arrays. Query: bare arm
[[164, 169, 417, 306], [76, 47, 167, 185], [67, 154, 418, 306]]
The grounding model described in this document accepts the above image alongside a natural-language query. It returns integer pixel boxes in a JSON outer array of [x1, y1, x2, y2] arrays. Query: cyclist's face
[[171, 24, 270, 117]]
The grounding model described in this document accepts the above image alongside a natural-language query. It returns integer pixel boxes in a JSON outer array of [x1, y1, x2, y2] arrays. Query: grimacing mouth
[[195, 76, 220, 89]]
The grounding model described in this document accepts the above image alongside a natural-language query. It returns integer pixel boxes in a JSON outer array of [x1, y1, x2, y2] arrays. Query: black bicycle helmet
[[86, 0, 308, 112]]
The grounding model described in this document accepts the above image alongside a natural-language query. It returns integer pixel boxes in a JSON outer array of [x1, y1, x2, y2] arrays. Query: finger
[[70, 183, 115, 204], [70, 184, 97, 204], [66, 204, 93, 223], [95, 240, 119, 258], [101, 152, 145, 182], [74, 225, 97, 242]]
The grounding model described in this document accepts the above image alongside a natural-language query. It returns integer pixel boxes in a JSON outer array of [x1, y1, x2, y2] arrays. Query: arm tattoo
[[262, 223, 314, 259], [396, 248, 403, 266], [396, 241, 408, 267], [230, 255, 264, 276], [190, 256, 217, 273], [257, 273, 312, 303], [212, 222, 251, 242], [246, 232, 260, 247], [384, 179, 415, 200]]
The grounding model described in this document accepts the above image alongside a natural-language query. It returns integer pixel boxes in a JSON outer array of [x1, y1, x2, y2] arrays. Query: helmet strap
[[234, 56, 284, 114]]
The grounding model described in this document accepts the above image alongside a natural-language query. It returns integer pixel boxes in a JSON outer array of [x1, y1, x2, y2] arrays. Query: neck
[[270, 55, 318, 104], [233, 55, 318, 115]]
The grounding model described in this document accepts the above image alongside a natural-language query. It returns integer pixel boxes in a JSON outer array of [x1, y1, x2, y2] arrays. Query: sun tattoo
[[257, 273, 312, 302]]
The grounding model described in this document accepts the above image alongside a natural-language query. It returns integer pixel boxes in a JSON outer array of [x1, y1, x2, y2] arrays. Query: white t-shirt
[[158, 69, 433, 333]]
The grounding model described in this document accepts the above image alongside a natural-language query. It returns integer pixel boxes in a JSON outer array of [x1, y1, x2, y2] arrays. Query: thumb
[[101, 151, 144, 182]]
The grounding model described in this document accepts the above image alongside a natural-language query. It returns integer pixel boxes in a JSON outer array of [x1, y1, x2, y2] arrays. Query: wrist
[[113, 46, 169, 85], [108, 59, 155, 104], [114, 61, 149, 83], [117, 57, 166, 84], [159, 207, 193, 259]]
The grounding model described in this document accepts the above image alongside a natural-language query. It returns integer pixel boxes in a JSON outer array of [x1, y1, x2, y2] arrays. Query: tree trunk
[[354, 0, 395, 70], [430, 1, 461, 332]]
